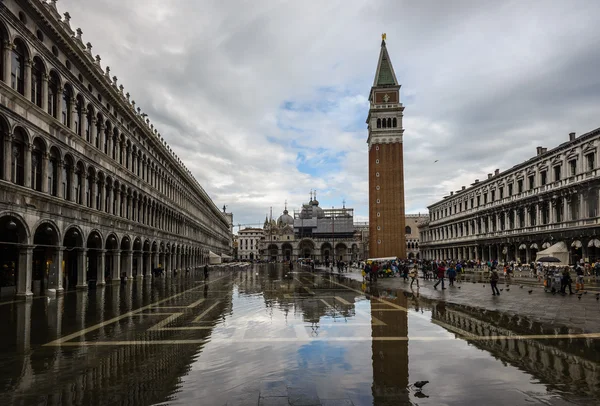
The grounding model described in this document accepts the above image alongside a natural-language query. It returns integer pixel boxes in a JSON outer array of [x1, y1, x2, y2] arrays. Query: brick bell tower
[[367, 34, 406, 259]]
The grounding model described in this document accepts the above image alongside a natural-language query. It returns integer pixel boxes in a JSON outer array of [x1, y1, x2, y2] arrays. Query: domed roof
[[278, 209, 294, 226]]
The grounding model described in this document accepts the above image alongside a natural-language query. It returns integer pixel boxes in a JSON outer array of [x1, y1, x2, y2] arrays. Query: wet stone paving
[[1, 265, 600, 405]]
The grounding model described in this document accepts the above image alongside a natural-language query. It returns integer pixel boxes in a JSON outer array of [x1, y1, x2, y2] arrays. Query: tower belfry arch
[[366, 35, 407, 258]]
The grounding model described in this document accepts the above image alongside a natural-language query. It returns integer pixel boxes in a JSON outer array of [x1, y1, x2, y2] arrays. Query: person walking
[[434, 264, 446, 289], [203, 264, 209, 280], [409, 265, 419, 289], [490, 268, 500, 296], [561, 266, 573, 295], [448, 264, 457, 286]]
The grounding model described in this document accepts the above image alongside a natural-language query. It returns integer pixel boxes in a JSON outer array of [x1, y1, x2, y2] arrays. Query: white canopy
[[536, 241, 569, 265], [209, 251, 222, 265], [367, 256, 397, 262], [588, 239, 600, 248]]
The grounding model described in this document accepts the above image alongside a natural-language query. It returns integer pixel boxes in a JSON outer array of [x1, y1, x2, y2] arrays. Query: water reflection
[[0, 265, 597, 405]]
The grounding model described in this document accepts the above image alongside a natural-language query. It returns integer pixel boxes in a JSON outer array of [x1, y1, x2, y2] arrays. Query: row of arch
[[0, 21, 207, 216], [0, 213, 211, 297], [264, 240, 361, 262], [0, 119, 204, 239], [376, 117, 398, 129]]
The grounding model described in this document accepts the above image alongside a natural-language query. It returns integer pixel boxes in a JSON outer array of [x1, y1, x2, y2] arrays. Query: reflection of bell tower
[[371, 293, 409, 403], [367, 34, 407, 259]]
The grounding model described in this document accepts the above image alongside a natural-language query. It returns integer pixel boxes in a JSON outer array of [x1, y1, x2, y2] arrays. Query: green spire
[[373, 38, 398, 87]]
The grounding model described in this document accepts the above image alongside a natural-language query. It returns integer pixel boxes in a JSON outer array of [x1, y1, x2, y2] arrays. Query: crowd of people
[[350, 258, 598, 297]]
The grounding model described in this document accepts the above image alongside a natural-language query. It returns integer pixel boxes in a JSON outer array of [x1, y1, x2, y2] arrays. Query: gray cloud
[[60, 0, 600, 226]]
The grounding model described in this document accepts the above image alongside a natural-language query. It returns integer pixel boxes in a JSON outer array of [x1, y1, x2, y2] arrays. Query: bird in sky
[[434, 160, 439, 163]]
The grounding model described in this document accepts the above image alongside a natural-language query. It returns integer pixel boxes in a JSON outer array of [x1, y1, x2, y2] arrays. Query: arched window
[[112, 128, 118, 160], [387, 118, 392, 128], [12, 129, 26, 185], [47, 71, 59, 118], [86, 169, 94, 208], [376, 118, 381, 128], [382, 118, 387, 128], [48, 148, 59, 196], [75, 163, 84, 204], [31, 139, 44, 192], [405, 225, 412, 234], [86, 107, 94, 143], [63, 156, 73, 200], [62, 85, 73, 127], [31, 57, 44, 108], [75, 96, 84, 136], [11, 39, 27, 95], [392, 117, 397, 128], [96, 175, 103, 210], [104, 122, 111, 154]]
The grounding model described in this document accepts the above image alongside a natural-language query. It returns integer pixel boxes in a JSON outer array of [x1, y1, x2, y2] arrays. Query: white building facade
[[0, 0, 231, 298], [237, 228, 263, 260], [419, 130, 600, 265]]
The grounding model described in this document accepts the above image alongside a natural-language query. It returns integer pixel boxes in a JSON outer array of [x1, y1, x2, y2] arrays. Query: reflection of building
[[419, 129, 600, 264], [237, 228, 264, 260], [405, 214, 428, 259], [370, 288, 409, 403], [259, 196, 365, 262], [432, 303, 600, 398], [0, 1, 230, 298], [367, 35, 407, 259]]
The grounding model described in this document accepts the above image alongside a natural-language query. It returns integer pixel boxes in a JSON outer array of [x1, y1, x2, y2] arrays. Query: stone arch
[[334, 242, 347, 261], [320, 242, 332, 262], [0, 213, 31, 297], [32, 220, 62, 294], [62, 225, 85, 290]]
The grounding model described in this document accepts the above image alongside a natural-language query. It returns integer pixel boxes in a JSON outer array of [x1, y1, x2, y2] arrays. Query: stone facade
[[367, 37, 406, 259], [258, 197, 365, 262], [236, 227, 263, 260], [405, 214, 428, 259], [419, 130, 600, 265], [0, 1, 231, 298]]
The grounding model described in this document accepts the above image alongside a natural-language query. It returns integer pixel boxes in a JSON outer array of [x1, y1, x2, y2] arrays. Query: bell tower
[[366, 34, 406, 259]]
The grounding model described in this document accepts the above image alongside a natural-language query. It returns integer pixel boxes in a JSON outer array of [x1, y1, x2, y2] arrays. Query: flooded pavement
[[1, 265, 599, 405]]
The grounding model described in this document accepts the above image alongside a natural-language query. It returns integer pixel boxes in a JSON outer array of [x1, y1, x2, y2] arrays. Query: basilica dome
[[278, 209, 294, 226]]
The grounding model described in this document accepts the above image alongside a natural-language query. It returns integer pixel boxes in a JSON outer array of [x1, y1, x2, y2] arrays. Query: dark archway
[[120, 236, 132, 280], [86, 230, 103, 286], [32, 222, 60, 294], [133, 237, 142, 278], [63, 227, 84, 290], [105, 233, 119, 282], [0, 215, 29, 297]]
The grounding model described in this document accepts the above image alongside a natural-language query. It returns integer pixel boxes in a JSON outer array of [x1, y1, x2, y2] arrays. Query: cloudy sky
[[60, 0, 600, 230]]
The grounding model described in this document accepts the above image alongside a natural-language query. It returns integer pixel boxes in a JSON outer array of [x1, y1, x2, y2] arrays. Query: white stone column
[[56, 87, 63, 123], [3, 41, 13, 86], [3, 133, 12, 181], [16, 245, 34, 298], [76, 249, 88, 290], [24, 58, 32, 101], [97, 249, 106, 286], [56, 160, 64, 199], [41, 74, 48, 110], [112, 250, 121, 281], [24, 143, 32, 188], [125, 251, 133, 279], [55, 247, 64, 293]]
